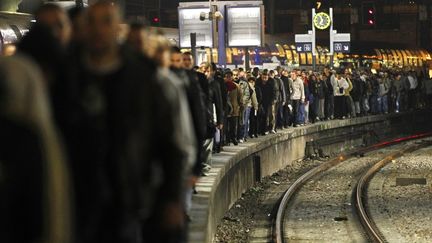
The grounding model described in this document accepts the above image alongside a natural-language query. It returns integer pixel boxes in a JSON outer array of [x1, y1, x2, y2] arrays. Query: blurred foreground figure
[[0, 55, 73, 243], [34, 3, 72, 48], [1, 7, 73, 242], [54, 1, 196, 242]]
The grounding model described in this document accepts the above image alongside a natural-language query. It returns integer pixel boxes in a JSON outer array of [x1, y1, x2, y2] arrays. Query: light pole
[[201, 0, 223, 65]]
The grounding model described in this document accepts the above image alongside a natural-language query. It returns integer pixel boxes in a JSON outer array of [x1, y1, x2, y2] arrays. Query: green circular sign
[[313, 12, 331, 30]]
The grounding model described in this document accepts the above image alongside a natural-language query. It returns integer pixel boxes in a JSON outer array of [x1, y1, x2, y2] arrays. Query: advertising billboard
[[178, 7, 213, 48], [226, 6, 263, 47]]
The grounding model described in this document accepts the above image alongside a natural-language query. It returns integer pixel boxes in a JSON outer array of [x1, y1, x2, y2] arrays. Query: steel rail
[[274, 132, 432, 243], [354, 140, 432, 243]]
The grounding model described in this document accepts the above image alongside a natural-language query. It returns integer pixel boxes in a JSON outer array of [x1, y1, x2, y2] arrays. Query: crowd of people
[[0, 1, 431, 243], [212, 66, 430, 137], [192, 62, 430, 157]]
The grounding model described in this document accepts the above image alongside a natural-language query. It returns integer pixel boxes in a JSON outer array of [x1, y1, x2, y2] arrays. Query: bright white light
[[181, 8, 207, 20], [178, 8, 213, 48], [227, 7, 262, 47], [229, 7, 260, 18]]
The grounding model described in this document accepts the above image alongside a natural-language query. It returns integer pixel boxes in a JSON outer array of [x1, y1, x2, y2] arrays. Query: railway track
[[273, 133, 432, 243]]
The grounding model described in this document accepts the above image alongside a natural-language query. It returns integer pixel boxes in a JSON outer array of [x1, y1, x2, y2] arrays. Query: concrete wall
[[188, 111, 432, 243]]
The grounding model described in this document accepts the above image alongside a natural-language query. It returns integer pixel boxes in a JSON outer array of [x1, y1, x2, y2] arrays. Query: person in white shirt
[[407, 71, 418, 110], [331, 71, 349, 119], [290, 71, 305, 126]]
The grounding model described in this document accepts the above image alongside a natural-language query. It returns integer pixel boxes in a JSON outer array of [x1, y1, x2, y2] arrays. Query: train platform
[[187, 111, 432, 243]]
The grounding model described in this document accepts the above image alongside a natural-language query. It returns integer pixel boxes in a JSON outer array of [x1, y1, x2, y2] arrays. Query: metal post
[[312, 55, 317, 71], [312, 8, 316, 56], [329, 7, 334, 68], [312, 8, 317, 71], [330, 55, 334, 69], [190, 33, 197, 66], [245, 47, 250, 70], [217, 6, 226, 67]]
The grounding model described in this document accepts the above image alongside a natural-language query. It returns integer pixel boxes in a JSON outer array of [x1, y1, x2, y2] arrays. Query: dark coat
[[256, 78, 276, 107], [196, 71, 224, 130], [0, 117, 44, 243], [351, 78, 364, 101], [281, 76, 291, 104], [304, 80, 311, 102], [172, 68, 207, 176], [214, 73, 228, 114], [325, 75, 333, 96], [54, 48, 191, 243], [310, 79, 325, 99]]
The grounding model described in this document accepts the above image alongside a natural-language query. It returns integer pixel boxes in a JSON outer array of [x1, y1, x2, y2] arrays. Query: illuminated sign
[[227, 6, 263, 47], [295, 43, 313, 53], [313, 12, 331, 30], [333, 42, 350, 53], [178, 8, 213, 48]]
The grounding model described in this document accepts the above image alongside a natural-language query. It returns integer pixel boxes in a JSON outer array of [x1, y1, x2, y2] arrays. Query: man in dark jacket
[[350, 74, 364, 117], [182, 52, 224, 169], [216, 66, 228, 146], [170, 48, 208, 235], [171, 47, 206, 174], [256, 69, 276, 135], [270, 70, 286, 131], [280, 69, 292, 127], [324, 67, 334, 119], [198, 62, 225, 153], [54, 3, 196, 243]]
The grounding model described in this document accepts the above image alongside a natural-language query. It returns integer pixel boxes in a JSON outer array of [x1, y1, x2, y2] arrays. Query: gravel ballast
[[215, 139, 432, 242], [368, 145, 432, 243]]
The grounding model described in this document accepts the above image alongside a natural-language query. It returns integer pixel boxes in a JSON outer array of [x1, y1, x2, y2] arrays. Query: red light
[[368, 19, 374, 25], [152, 17, 160, 23], [368, 9, 374, 14]]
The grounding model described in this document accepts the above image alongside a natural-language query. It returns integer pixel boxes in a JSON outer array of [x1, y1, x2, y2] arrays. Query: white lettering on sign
[[229, 7, 260, 18], [181, 8, 207, 20]]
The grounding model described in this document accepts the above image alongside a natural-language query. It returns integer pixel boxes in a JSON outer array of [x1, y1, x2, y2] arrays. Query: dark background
[[17, 0, 432, 50]]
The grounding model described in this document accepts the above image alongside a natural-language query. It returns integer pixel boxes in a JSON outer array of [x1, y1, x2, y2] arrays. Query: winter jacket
[[239, 78, 252, 107], [281, 75, 292, 104], [54, 48, 196, 243], [274, 76, 286, 104], [324, 75, 334, 96], [352, 78, 363, 101], [379, 78, 390, 96], [256, 78, 276, 106], [197, 72, 224, 134], [249, 84, 259, 111], [332, 77, 349, 96], [344, 78, 353, 96], [226, 81, 243, 117], [290, 77, 305, 101], [0, 55, 72, 243], [310, 79, 325, 99]]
